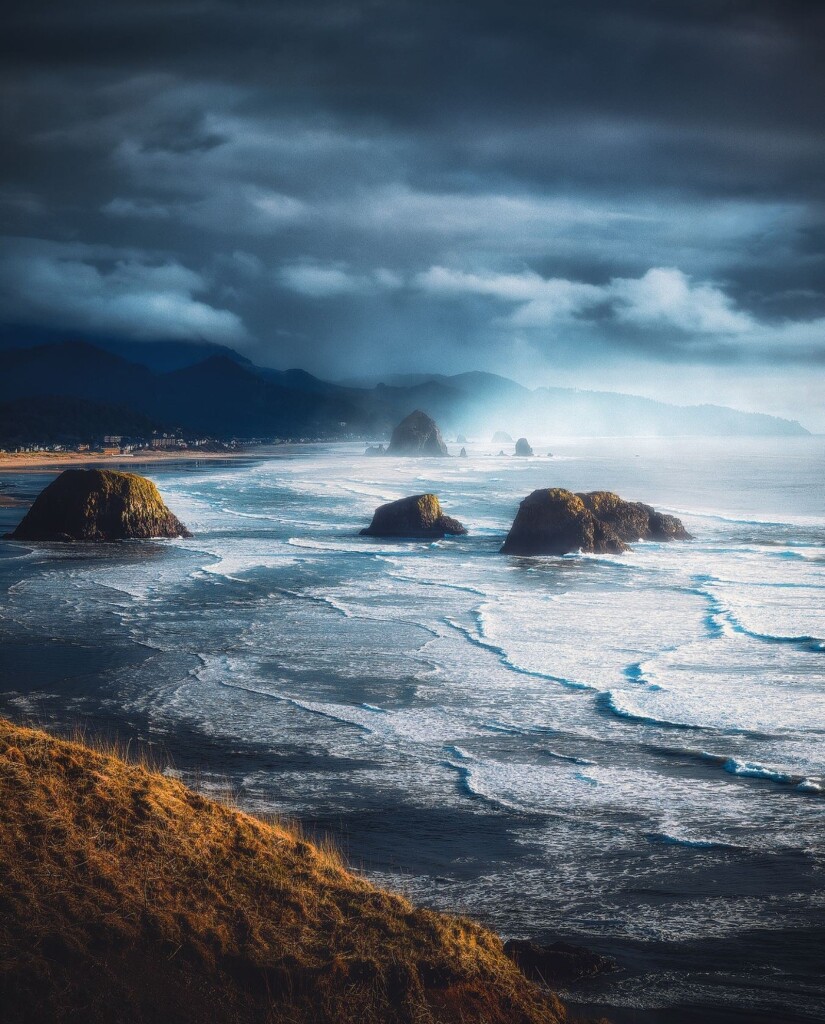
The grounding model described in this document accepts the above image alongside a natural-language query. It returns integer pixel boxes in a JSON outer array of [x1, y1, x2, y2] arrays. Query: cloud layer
[[416, 265, 756, 335], [1, 1, 824, 424], [0, 240, 245, 342]]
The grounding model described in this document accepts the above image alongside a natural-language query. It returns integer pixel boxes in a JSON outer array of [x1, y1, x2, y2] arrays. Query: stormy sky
[[2, 1, 824, 427]]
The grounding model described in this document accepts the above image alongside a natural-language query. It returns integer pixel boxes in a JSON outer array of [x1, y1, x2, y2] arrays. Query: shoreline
[[0, 448, 264, 473]]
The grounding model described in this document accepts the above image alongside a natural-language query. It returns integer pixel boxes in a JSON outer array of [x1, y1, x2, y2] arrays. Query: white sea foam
[[3, 437, 824, 1004], [722, 758, 793, 784]]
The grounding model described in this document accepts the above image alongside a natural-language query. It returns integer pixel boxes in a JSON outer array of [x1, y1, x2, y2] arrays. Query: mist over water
[[1, 436, 823, 1023]]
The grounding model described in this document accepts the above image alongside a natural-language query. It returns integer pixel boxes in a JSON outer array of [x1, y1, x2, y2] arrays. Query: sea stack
[[492, 430, 513, 444], [360, 494, 466, 538], [7, 469, 191, 542], [501, 487, 691, 555], [386, 410, 449, 456], [501, 488, 627, 555], [515, 437, 534, 456]]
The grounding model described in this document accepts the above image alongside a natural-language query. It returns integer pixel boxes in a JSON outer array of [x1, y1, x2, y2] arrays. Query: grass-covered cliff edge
[[0, 718, 597, 1024]]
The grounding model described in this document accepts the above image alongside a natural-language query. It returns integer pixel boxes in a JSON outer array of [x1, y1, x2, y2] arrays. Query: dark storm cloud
[[1, 0, 824, 421]]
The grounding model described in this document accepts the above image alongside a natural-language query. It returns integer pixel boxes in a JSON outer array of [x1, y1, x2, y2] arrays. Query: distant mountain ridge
[[0, 339, 809, 443], [341, 370, 810, 437]]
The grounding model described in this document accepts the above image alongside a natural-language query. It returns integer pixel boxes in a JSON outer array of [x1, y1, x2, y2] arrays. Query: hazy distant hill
[[0, 343, 377, 439], [0, 396, 162, 447], [155, 356, 369, 436], [343, 370, 809, 437], [0, 341, 809, 439]]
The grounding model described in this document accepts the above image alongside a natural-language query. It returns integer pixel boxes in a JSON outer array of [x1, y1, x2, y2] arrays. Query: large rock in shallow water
[[360, 493, 466, 538], [501, 488, 628, 556], [387, 410, 448, 456], [515, 437, 534, 457], [8, 469, 191, 542], [501, 487, 692, 555], [577, 491, 692, 542]]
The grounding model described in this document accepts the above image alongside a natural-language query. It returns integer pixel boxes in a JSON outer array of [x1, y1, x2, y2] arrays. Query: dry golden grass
[[0, 717, 586, 1024]]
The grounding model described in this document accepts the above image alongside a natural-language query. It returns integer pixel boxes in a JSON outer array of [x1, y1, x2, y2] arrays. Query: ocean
[[1, 436, 823, 1023]]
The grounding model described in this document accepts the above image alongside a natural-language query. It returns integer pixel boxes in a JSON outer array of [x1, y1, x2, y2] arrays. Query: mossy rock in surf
[[360, 493, 466, 538], [577, 491, 692, 542], [501, 488, 627, 556], [8, 469, 191, 542], [501, 487, 692, 555]]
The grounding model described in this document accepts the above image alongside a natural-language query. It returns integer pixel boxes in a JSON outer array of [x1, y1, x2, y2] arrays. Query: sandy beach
[[0, 449, 259, 473]]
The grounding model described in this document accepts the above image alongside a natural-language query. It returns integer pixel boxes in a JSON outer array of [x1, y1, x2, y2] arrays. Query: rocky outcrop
[[504, 939, 614, 988], [501, 487, 691, 555], [7, 469, 191, 542], [459, 447, 468, 458], [577, 491, 692, 542], [515, 438, 534, 457], [492, 430, 513, 444], [0, 716, 577, 1024], [501, 489, 627, 555], [386, 410, 448, 456], [360, 494, 466, 538], [456, 434, 468, 444]]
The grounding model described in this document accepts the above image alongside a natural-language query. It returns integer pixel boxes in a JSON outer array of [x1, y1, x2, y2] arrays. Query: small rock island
[[360, 494, 467, 538], [8, 469, 191, 542], [386, 410, 449, 456], [501, 488, 691, 555], [515, 437, 534, 456]]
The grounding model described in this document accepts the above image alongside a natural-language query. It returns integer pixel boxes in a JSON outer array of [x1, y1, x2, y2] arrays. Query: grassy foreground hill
[[0, 718, 591, 1024]]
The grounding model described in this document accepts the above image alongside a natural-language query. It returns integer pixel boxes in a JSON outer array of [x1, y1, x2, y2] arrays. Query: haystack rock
[[456, 434, 468, 444], [386, 410, 448, 456], [360, 494, 466, 538], [492, 430, 513, 444], [7, 469, 191, 542], [577, 491, 692, 542], [501, 488, 628, 556], [515, 437, 534, 457]]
